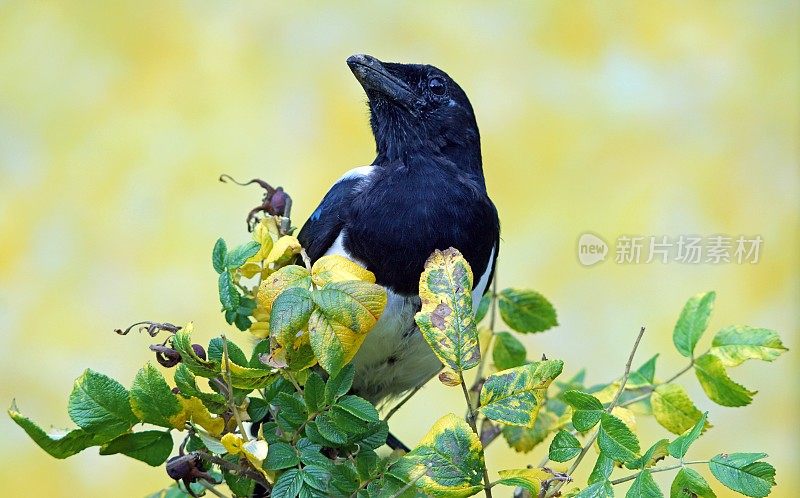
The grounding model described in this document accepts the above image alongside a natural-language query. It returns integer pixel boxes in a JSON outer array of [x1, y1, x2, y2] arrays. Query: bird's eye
[[428, 77, 446, 96]]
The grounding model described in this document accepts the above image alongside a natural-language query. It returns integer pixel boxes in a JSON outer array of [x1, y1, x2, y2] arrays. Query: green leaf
[[270, 287, 315, 348], [549, 429, 582, 462], [626, 354, 658, 389], [694, 353, 755, 407], [597, 412, 640, 464], [479, 359, 563, 427], [709, 326, 787, 367], [626, 469, 663, 497], [501, 410, 559, 453], [196, 431, 227, 454], [588, 454, 614, 485], [651, 383, 706, 435], [208, 337, 248, 366], [309, 281, 386, 377], [174, 364, 226, 414], [497, 288, 558, 333], [333, 395, 379, 424], [673, 291, 716, 358], [303, 371, 326, 413], [8, 402, 97, 458], [496, 468, 549, 495], [129, 363, 183, 429], [415, 248, 481, 373], [562, 390, 604, 432], [401, 413, 485, 498], [274, 392, 308, 431], [224, 466, 256, 497], [709, 453, 776, 498], [626, 439, 669, 470], [99, 430, 173, 466], [324, 364, 355, 405], [265, 441, 300, 470], [212, 238, 227, 274], [670, 468, 716, 498], [475, 293, 492, 323], [67, 369, 138, 441], [226, 240, 261, 269], [272, 468, 304, 498], [668, 412, 708, 459], [492, 331, 527, 370], [172, 326, 220, 378], [218, 271, 240, 312], [302, 464, 331, 491], [575, 481, 614, 497]]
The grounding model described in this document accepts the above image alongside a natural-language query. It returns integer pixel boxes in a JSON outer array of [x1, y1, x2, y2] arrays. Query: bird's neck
[[373, 139, 484, 184]]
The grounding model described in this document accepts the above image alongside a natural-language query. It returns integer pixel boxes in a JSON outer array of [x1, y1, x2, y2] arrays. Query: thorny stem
[[221, 334, 249, 442], [460, 373, 494, 498], [609, 460, 709, 485], [195, 451, 270, 488], [546, 326, 647, 498]]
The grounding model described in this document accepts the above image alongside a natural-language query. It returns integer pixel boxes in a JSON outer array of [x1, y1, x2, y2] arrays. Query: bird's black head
[[347, 54, 482, 177]]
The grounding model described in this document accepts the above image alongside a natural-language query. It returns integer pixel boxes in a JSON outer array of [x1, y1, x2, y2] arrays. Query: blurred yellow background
[[1, 2, 797, 497]]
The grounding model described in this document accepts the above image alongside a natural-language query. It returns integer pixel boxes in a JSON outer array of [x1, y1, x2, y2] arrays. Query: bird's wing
[[297, 166, 374, 262]]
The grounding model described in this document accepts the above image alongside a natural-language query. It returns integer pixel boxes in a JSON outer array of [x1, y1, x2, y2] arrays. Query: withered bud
[[191, 344, 207, 361], [271, 187, 288, 215], [150, 344, 181, 368]]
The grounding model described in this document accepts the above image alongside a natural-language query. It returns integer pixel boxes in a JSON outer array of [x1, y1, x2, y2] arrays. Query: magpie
[[298, 54, 500, 405]]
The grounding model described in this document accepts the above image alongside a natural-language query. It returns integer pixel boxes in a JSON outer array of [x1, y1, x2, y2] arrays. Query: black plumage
[[297, 54, 499, 403]]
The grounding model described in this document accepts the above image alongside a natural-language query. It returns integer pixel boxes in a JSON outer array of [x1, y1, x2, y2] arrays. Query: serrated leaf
[[479, 359, 564, 427], [668, 412, 708, 459], [588, 454, 614, 485], [218, 271, 240, 311], [309, 280, 386, 377], [222, 356, 277, 390], [99, 430, 173, 466], [651, 383, 706, 435], [497, 468, 549, 495], [694, 353, 755, 407], [709, 326, 787, 367], [626, 354, 658, 389], [333, 395, 379, 423], [270, 287, 314, 348], [501, 410, 559, 453], [575, 480, 614, 497], [129, 363, 183, 429], [670, 468, 716, 498], [497, 288, 558, 334], [492, 331, 527, 370], [311, 254, 377, 287], [174, 364, 227, 414], [626, 439, 669, 470], [67, 369, 138, 441], [265, 235, 302, 266], [212, 238, 227, 274], [324, 364, 354, 405], [265, 441, 300, 470], [302, 464, 331, 491], [208, 337, 248, 366], [475, 293, 492, 323], [626, 469, 663, 497], [303, 371, 326, 413], [549, 429, 582, 462], [8, 402, 97, 458], [254, 265, 313, 339], [401, 413, 485, 498], [709, 453, 776, 498], [562, 390, 604, 432], [171, 325, 220, 378], [274, 392, 308, 430], [415, 248, 481, 373], [673, 291, 716, 358], [226, 240, 262, 269], [597, 412, 640, 464]]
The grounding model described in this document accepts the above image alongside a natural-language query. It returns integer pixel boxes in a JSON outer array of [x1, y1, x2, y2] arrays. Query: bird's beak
[[347, 54, 421, 111]]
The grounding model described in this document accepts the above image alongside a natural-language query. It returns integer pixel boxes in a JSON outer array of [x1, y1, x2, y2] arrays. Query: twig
[[460, 373, 493, 498], [195, 451, 270, 488], [198, 480, 230, 498], [617, 357, 696, 408], [221, 334, 249, 442], [546, 326, 647, 498], [609, 460, 709, 485]]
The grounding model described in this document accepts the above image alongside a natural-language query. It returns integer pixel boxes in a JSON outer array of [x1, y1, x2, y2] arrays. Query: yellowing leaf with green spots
[[222, 357, 277, 390], [265, 235, 302, 266], [415, 248, 481, 373], [308, 280, 386, 377], [694, 353, 756, 407], [401, 413, 485, 497], [254, 265, 312, 339], [651, 383, 708, 435], [479, 359, 563, 427], [311, 254, 376, 287], [501, 410, 559, 453], [497, 468, 550, 495], [709, 326, 787, 367]]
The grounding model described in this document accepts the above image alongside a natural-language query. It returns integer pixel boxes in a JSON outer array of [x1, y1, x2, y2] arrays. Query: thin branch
[[221, 334, 249, 442], [609, 460, 709, 485], [460, 373, 493, 498], [618, 357, 696, 408], [546, 326, 647, 498]]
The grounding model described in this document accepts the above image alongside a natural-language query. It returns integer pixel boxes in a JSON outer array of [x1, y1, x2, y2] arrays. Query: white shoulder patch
[[336, 165, 374, 183], [472, 245, 496, 312]]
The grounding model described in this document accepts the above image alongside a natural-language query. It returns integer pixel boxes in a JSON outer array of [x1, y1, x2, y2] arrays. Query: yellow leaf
[[249, 218, 277, 262], [254, 265, 312, 339], [265, 235, 302, 266], [497, 468, 550, 495], [311, 254, 376, 287], [221, 433, 269, 477], [169, 396, 225, 437], [438, 369, 461, 386]]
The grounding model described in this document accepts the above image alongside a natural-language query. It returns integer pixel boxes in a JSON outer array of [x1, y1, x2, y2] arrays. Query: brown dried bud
[[191, 344, 207, 361]]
